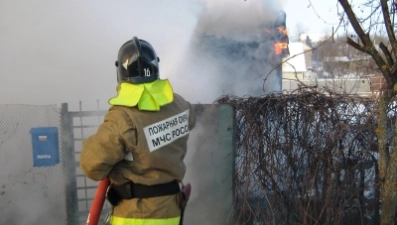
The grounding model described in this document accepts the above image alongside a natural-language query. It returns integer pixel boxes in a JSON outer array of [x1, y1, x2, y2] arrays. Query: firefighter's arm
[[80, 108, 134, 181]]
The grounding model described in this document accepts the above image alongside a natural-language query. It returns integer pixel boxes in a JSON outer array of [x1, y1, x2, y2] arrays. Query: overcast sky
[[0, 0, 352, 110]]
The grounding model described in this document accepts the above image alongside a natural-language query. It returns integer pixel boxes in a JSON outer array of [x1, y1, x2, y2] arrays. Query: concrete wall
[[282, 78, 372, 96]]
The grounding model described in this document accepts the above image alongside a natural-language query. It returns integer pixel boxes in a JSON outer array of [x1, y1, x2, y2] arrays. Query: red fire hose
[[86, 178, 110, 225]]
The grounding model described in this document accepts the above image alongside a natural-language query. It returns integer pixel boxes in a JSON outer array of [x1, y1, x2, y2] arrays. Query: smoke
[[0, 0, 198, 110], [0, 0, 286, 107], [170, 1, 286, 224], [194, 0, 282, 42], [169, 0, 286, 103]]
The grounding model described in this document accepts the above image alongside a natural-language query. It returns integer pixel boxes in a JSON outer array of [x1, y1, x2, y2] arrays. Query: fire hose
[[86, 178, 110, 225], [179, 183, 191, 225]]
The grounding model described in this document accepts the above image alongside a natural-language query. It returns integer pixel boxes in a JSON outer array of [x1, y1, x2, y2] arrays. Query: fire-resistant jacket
[[80, 93, 196, 224]]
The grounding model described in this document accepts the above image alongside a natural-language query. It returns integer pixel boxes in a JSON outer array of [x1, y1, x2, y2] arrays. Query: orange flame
[[276, 26, 288, 36], [274, 42, 288, 55]]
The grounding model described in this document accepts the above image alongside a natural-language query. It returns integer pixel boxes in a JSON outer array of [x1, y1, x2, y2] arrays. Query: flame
[[274, 26, 288, 55], [276, 26, 288, 36], [274, 42, 288, 55]]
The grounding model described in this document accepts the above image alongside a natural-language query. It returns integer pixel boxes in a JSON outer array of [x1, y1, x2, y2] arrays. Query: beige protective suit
[[80, 93, 196, 224]]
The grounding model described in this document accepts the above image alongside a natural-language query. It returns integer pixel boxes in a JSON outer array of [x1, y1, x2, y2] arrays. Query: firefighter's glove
[[106, 184, 122, 207]]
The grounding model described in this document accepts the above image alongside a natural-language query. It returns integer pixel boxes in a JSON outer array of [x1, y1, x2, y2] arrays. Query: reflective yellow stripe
[[110, 216, 180, 225]]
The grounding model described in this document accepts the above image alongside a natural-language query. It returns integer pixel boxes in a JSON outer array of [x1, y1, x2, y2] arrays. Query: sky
[[0, 0, 352, 110], [285, 0, 341, 38]]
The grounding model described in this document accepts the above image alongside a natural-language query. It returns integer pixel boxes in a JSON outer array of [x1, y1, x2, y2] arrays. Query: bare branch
[[338, 0, 371, 46], [380, 0, 397, 57], [379, 42, 394, 66], [346, 37, 367, 53], [338, 0, 394, 87]]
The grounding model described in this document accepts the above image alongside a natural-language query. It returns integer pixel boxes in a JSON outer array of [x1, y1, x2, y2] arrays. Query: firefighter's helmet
[[115, 36, 160, 84]]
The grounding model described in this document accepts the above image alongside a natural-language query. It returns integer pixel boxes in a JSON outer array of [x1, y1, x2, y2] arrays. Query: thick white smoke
[[169, 0, 285, 103], [173, 1, 286, 224], [195, 0, 282, 41]]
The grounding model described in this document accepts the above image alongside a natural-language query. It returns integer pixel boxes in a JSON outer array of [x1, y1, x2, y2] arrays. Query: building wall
[[283, 72, 304, 80], [282, 78, 373, 96]]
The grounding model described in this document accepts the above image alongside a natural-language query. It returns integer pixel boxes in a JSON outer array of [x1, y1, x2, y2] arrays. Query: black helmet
[[115, 36, 160, 84]]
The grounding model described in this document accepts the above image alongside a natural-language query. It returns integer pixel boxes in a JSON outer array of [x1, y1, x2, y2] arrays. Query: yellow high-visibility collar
[[108, 79, 174, 111]]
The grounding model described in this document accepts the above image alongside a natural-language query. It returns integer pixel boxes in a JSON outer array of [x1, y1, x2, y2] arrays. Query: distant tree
[[305, 35, 313, 48], [338, 0, 397, 224], [295, 23, 306, 42], [313, 36, 376, 78]]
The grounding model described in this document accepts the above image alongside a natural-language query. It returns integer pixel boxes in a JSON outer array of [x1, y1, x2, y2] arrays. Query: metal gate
[[61, 103, 235, 225], [61, 102, 110, 225]]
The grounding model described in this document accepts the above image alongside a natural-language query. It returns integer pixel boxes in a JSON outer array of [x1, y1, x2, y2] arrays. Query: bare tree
[[314, 36, 377, 78], [337, 0, 397, 224], [295, 23, 307, 42]]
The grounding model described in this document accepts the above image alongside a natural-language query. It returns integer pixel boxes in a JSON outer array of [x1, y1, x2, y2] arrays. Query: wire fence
[[0, 104, 68, 225]]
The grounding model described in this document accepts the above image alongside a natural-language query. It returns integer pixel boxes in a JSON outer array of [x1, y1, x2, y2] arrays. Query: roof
[[300, 33, 328, 43]]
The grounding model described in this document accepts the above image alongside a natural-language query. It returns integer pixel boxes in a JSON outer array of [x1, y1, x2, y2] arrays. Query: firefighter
[[80, 36, 196, 225]]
